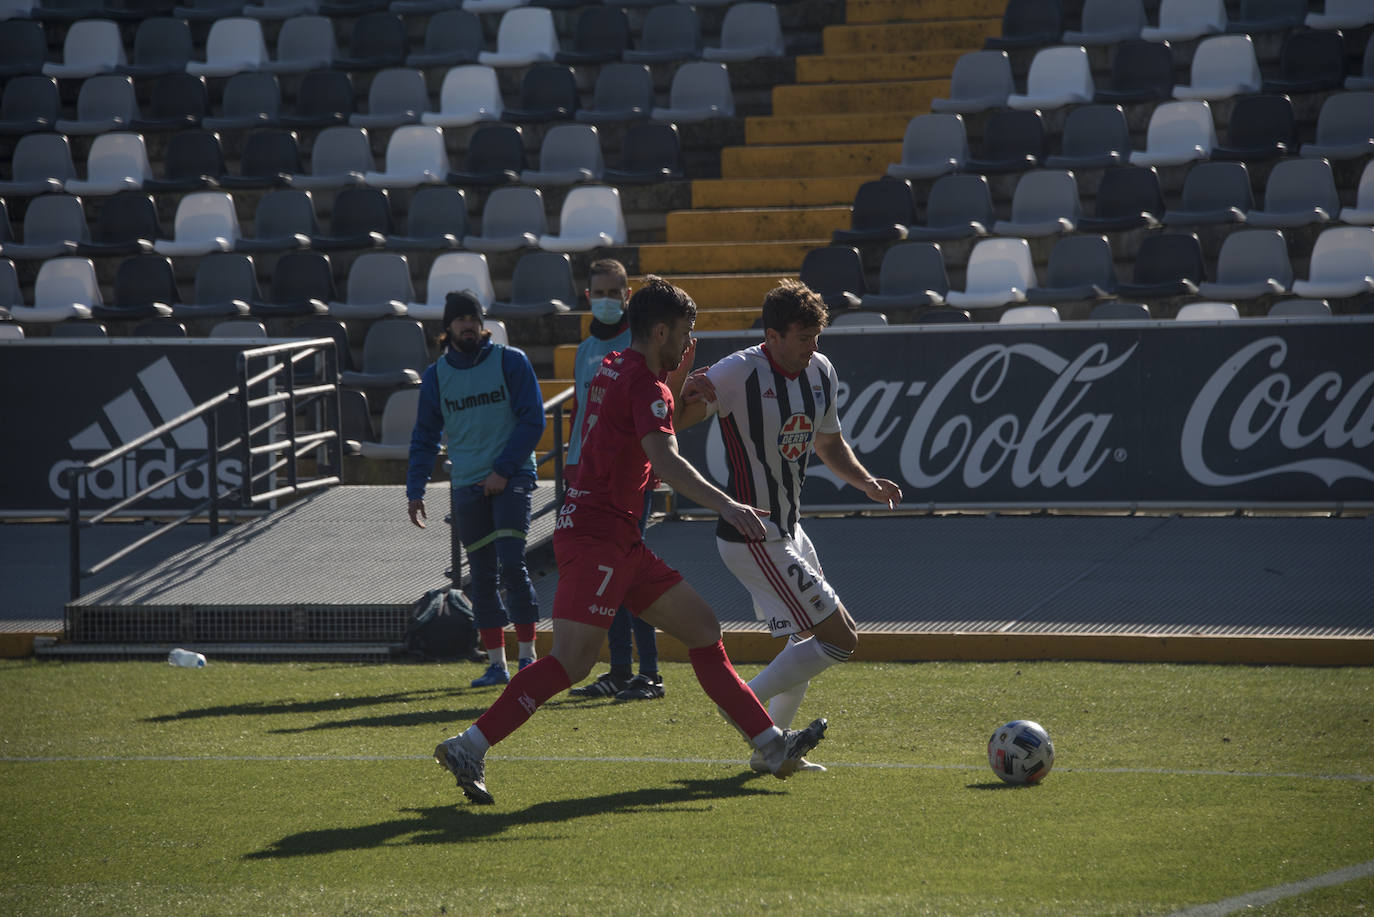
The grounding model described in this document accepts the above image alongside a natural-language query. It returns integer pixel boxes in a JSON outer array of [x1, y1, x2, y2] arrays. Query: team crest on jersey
[[651, 399, 669, 419], [778, 413, 813, 461]]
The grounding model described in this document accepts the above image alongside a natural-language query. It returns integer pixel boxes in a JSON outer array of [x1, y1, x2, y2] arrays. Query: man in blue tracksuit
[[407, 291, 546, 687]]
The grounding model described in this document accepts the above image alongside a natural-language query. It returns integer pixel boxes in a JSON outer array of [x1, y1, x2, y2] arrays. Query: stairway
[[634, 0, 1006, 323]]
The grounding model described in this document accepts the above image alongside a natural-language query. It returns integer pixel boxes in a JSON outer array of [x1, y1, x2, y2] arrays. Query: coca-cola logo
[[1182, 336, 1374, 487]]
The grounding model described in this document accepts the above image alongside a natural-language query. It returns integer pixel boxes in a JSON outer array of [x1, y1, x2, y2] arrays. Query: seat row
[[1, 0, 759, 21]]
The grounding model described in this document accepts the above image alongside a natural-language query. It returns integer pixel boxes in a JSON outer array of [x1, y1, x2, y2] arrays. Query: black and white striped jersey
[[703, 344, 841, 543]]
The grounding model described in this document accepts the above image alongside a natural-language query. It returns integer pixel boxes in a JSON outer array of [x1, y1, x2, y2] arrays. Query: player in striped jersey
[[676, 279, 903, 771]]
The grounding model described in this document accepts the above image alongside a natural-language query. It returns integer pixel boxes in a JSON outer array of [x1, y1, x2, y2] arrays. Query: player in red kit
[[434, 277, 827, 804]]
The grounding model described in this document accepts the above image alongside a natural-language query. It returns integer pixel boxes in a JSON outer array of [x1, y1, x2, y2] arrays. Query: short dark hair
[[587, 258, 628, 288], [628, 275, 696, 342], [762, 279, 829, 335]]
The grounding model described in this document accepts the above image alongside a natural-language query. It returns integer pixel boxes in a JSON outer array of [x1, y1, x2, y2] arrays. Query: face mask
[[589, 297, 624, 324]]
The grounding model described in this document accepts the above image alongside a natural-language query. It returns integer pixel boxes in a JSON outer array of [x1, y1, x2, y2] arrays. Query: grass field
[[1, 658, 1371, 916]]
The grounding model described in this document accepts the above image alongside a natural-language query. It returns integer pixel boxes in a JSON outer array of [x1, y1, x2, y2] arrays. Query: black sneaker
[[759, 717, 828, 780], [613, 673, 665, 702], [569, 670, 630, 698]]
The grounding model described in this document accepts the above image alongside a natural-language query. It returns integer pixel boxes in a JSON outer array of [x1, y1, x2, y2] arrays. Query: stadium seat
[[250, 250, 333, 316], [831, 311, 888, 326], [1340, 161, 1374, 225], [604, 122, 684, 183], [1095, 39, 1173, 104], [1247, 159, 1339, 229], [354, 388, 420, 460], [138, 120, 218, 177], [76, 190, 165, 256], [3, 194, 88, 260], [1045, 104, 1130, 169], [1211, 93, 1297, 162], [463, 186, 546, 252], [1000, 305, 1060, 323], [1347, 34, 1374, 90], [799, 245, 866, 310], [1175, 301, 1239, 321], [1263, 29, 1347, 94], [1129, 101, 1216, 167], [703, 2, 784, 61], [1300, 93, 1374, 161], [276, 69, 354, 128], [557, 5, 629, 64], [1027, 234, 1117, 303], [479, 7, 558, 68], [521, 124, 604, 186], [95, 254, 178, 320], [318, 0, 386, 15], [1007, 46, 1095, 111], [0, 133, 77, 197], [1267, 299, 1331, 318], [170, 252, 257, 318], [132, 72, 208, 132], [335, 12, 407, 71], [1291, 227, 1374, 299], [289, 316, 352, 377], [0, 258, 21, 313], [931, 50, 1014, 113], [1090, 300, 1151, 320], [1063, 0, 1145, 44], [187, 18, 269, 77], [906, 173, 995, 241], [51, 320, 107, 337], [338, 387, 373, 452], [946, 237, 1035, 309], [203, 73, 283, 131], [1115, 232, 1205, 298], [1228, 0, 1305, 33], [208, 318, 268, 338], [234, 188, 316, 253], [1172, 35, 1261, 101], [172, 0, 245, 19], [364, 126, 450, 188], [243, 0, 316, 18], [43, 18, 125, 78], [488, 250, 578, 317], [1197, 229, 1292, 300], [0, 75, 58, 134], [155, 192, 241, 256], [386, 185, 468, 251], [463, 0, 526, 12], [66, 132, 153, 195], [965, 109, 1046, 173], [56, 74, 140, 135], [447, 123, 525, 185], [410, 252, 495, 319], [1162, 161, 1252, 227], [0, 20, 47, 78], [221, 129, 298, 189], [576, 63, 654, 124], [651, 61, 735, 122], [407, 9, 482, 67], [623, 4, 701, 63], [538, 185, 626, 252], [285, 126, 372, 190], [859, 241, 948, 310], [422, 65, 504, 127], [328, 252, 411, 319], [994, 169, 1081, 237], [832, 178, 916, 244], [1307, 0, 1374, 29], [887, 113, 968, 180], [1141, 0, 1225, 41], [502, 64, 580, 123], [265, 15, 336, 74], [339, 318, 427, 390], [122, 17, 193, 77], [984, 0, 1062, 50], [9, 257, 100, 322], [311, 186, 391, 250], [917, 307, 972, 323]]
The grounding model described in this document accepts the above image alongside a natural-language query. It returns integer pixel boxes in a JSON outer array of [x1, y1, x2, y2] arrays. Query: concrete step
[[691, 176, 867, 208], [538, 378, 573, 401], [795, 50, 969, 84], [554, 343, 578, 379], [845, 0, 1009, 23], [770, 79, 948, 116], [822, 19, 1001, 55], [639, 239, 823, 274], [631, 272, 798, 312], [721, 141, 903, 179], [745, 111, 912, 145], [570, 305, 759, 336], [666, 205, 850, 243]]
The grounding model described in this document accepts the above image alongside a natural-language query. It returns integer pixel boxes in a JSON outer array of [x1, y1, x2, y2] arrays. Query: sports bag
[[404, 587, 480, 662]]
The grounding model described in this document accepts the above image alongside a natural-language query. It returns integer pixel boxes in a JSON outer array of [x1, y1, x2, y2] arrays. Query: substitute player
[[675, 279, 903, 772], [433, 278, 827, 804]]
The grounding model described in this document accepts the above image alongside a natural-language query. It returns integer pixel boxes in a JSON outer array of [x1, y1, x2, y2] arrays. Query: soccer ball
[[987, 720, 1054, 785]]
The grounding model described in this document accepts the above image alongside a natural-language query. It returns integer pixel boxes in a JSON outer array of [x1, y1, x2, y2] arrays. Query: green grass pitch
[[1, 658, 1371, 916]]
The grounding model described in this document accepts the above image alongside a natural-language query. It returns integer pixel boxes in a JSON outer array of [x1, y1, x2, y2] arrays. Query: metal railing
[[538, 386, 575, 507], [66, 338, 343, 601]]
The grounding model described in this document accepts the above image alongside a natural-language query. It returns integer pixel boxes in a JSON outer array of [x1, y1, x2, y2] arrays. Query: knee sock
[[688, 640, 778, 747], [515, 622, 536, 661], [479, 628, 507, 668], [767, 683, 810, 731], [747, 635, 850, 705], [471, 656, 572, 748]]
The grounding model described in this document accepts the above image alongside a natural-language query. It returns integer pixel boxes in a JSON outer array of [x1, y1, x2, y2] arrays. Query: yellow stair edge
[[665, 206, 850, 243], [632, 273, 802, 312], [745, 111, 913, 146], [845, 0, 1009, 23], [691, 176, 868, 209], [795, 50, 969, 85], [553, 343, 579, 379], [639, 239, 826, 274], [720, 142, 904, 180], [823, 19, 1001, 55], [770, 80, 949, 117]]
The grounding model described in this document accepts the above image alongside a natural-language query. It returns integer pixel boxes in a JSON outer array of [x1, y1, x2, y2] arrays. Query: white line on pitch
[[1167, 859, 1374, 917]]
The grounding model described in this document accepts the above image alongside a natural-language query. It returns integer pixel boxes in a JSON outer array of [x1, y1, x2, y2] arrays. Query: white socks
[[747, 635, 852, 729], [486, 647, 507, 669], [517, 641, 536, 662]]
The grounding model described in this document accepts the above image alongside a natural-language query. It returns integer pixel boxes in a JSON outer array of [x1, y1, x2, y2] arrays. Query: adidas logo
[[49, 356, 244, 502], [763, 387, 776, 399]]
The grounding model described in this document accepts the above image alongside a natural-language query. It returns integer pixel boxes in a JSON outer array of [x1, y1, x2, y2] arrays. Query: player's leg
[[491, 473, 539, 669], [569, 608, 634, 697], [614, 489, 664, 701], [453, 485, 510, 686]]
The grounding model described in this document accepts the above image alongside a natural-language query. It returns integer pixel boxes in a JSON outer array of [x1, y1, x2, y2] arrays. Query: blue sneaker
[[517, 657, 536, 672], [470, 663, 509, 687]]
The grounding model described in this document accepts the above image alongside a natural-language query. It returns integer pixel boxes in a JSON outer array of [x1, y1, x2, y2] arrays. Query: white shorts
[[716, 524, 841, 638]]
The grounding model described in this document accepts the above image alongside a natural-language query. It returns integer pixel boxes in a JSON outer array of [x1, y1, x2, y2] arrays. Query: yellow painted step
[[554, 343, 578, 378], [721, 142, 903, 180], [538, 378, 573, 401], [845, 0, 1008, 23], [640, 239, 823, 274], [770, 80, 948, 117], [666, 206, 850, 243], [694, 307, 763, 331], [691, 176, 867, 208], [823, 19, 1001, 55], [633, 273, 800, 312], [745, 112, 911, 146], [795, 50, 968, 84]]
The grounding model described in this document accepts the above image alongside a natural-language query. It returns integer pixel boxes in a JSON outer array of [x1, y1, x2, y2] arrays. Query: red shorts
[[552, 529, 683, 628]]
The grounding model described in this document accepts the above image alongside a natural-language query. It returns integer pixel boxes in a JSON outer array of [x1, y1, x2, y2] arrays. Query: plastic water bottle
[[167, 648, 206, 668]]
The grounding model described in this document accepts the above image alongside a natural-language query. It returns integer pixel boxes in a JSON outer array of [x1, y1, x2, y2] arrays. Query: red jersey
[[559, 347, 673, 543]]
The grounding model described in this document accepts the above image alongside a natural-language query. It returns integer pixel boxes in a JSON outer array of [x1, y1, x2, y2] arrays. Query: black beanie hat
[[443, 290, 484, 327]]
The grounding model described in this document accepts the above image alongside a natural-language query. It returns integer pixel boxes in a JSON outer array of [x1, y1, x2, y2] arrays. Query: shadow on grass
[[966, 781, 1043, 790], [245, 773, 777, 859], [145, 688, 479, 724]]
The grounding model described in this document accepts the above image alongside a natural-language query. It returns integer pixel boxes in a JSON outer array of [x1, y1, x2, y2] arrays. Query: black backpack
[[404, 587, 480, 662]]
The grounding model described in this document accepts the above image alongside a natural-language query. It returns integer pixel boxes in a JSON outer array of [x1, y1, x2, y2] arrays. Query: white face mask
[[589, 297, 624, 324]]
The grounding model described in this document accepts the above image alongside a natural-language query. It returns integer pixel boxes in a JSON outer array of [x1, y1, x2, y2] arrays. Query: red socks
[[479, 627, 506, 651], [473, 656, 572, 747], [688, 640, 773, 739], [514, 622, 536, 644]]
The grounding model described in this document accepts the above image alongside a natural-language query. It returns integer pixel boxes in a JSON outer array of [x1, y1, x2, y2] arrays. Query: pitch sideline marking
[[1167, 859, 1374, 917]]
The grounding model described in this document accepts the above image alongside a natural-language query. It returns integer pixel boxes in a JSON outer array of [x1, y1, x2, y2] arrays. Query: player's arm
[[640, 431, 766, 540], [405, 366, 444, 527], [673, 366, 718, 431], [813, 431, 903, 508]]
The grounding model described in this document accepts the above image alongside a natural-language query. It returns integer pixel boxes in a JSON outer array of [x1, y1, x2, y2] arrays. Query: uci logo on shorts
[[587, 603, 616, 616]]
